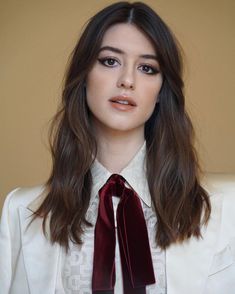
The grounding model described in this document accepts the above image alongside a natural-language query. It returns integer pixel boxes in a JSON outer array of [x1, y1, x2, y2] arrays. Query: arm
[[0, 188, 21, 293]]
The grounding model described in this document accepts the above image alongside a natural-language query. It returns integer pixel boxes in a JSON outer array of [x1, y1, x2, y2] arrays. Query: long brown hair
[[34, 1, 211, 250]]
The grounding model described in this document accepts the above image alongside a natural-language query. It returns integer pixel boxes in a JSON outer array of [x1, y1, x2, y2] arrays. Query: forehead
[[100, 23, 156, 55]]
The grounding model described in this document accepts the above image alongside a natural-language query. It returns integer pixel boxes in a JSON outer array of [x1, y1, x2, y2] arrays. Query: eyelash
[[97, 57, 160, 75]]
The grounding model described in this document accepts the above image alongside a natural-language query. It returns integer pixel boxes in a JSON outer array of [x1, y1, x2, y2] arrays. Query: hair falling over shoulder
[[34, 1, 211, 250]]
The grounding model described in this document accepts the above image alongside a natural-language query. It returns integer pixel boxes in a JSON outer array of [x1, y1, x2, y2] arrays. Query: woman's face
[[86, 23, 163, 137]]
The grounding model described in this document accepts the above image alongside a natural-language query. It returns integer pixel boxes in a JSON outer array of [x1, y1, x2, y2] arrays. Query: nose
[[117, 67, 135, 90]]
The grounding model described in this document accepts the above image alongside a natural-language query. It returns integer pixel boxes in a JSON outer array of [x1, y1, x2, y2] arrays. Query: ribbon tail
[[117, 193, 147, 294], [117, 188, 155, 293]]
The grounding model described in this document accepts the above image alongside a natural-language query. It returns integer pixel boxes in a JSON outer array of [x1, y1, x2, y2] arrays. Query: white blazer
[[0, 174, 235, 294]]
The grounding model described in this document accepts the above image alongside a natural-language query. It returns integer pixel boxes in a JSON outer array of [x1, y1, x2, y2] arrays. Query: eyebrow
[[98, 46, 159, 62]]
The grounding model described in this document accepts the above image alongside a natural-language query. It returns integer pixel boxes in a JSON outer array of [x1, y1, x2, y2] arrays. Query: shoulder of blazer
[[4, 185, 47, 215], [202, 173, 235, 198], [202, 173, 235, 249], [201, 173, 235, 235]]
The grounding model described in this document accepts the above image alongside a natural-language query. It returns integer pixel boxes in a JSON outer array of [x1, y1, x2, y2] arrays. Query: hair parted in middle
[[34, 1, 211, 250]]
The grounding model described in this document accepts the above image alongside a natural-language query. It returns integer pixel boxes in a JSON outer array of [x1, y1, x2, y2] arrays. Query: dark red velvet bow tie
[[92, 174, 155, 294]]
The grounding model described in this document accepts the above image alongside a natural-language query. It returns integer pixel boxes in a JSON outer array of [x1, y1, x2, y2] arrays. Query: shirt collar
[[90, 142, 151, 207]]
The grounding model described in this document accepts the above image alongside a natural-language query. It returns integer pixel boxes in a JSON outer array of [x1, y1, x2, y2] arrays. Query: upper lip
[[109, 95, 137, 106]]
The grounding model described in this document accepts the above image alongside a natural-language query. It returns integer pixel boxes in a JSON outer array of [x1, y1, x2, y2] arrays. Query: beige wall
[[1, 0, 234, 210]]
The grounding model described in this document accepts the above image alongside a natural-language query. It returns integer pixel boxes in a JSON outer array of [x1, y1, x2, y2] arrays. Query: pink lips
[[109, 95, 137, 111]]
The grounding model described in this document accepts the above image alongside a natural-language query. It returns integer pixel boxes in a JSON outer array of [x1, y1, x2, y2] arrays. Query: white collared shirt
[[57, 142, 167, 293]]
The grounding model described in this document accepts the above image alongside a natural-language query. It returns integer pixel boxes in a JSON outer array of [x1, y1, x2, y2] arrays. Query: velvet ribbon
[[92, 174, 155, 293]]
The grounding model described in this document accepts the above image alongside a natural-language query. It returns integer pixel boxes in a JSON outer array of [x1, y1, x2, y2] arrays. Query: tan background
[[1, 0, 235, 210]]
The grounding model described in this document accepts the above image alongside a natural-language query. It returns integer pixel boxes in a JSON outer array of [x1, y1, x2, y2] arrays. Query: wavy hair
[[34, 1, 211, 250]]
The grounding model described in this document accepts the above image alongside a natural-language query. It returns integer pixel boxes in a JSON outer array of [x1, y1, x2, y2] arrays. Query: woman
[[0, 2, 235, 294]]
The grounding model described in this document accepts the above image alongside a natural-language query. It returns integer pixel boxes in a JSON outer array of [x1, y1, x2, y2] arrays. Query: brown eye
[[139, 64, 159, 75], [98, 57, 119, 67]]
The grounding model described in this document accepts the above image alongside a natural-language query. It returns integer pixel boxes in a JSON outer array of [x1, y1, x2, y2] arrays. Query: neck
[[94, 126, 145, 173]]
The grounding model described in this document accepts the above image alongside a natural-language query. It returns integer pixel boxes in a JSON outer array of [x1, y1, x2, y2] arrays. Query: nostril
[[117, 78, 135, 90]]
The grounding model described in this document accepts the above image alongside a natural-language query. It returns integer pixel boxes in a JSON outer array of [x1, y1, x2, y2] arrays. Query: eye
[[98, 57, 119, 67], [139, 64, 160, 75]]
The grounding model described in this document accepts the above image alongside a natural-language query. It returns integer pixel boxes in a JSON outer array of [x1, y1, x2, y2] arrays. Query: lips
[[109, 96, 137, 106]]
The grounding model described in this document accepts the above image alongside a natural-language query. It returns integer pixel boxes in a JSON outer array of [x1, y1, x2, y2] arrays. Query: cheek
[[144, 83, 162, 107], [86, 69, 112, 104], [86, 74, 101, 107], [139, 79, 162, 116], [86, 70, 99, 94], [148, 76, 163, 103]]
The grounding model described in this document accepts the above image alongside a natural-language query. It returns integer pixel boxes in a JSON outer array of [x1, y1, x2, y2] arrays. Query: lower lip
[[109, 101, 136, 111]]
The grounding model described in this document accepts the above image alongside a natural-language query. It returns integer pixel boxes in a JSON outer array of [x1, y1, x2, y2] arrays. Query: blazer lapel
[[18, 204, 60, 294], [166, 193, 223, 294]]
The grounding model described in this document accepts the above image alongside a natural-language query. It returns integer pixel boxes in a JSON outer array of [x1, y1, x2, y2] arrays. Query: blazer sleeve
[[204, 180, 235, 293], [0, 188, 21, 293]]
